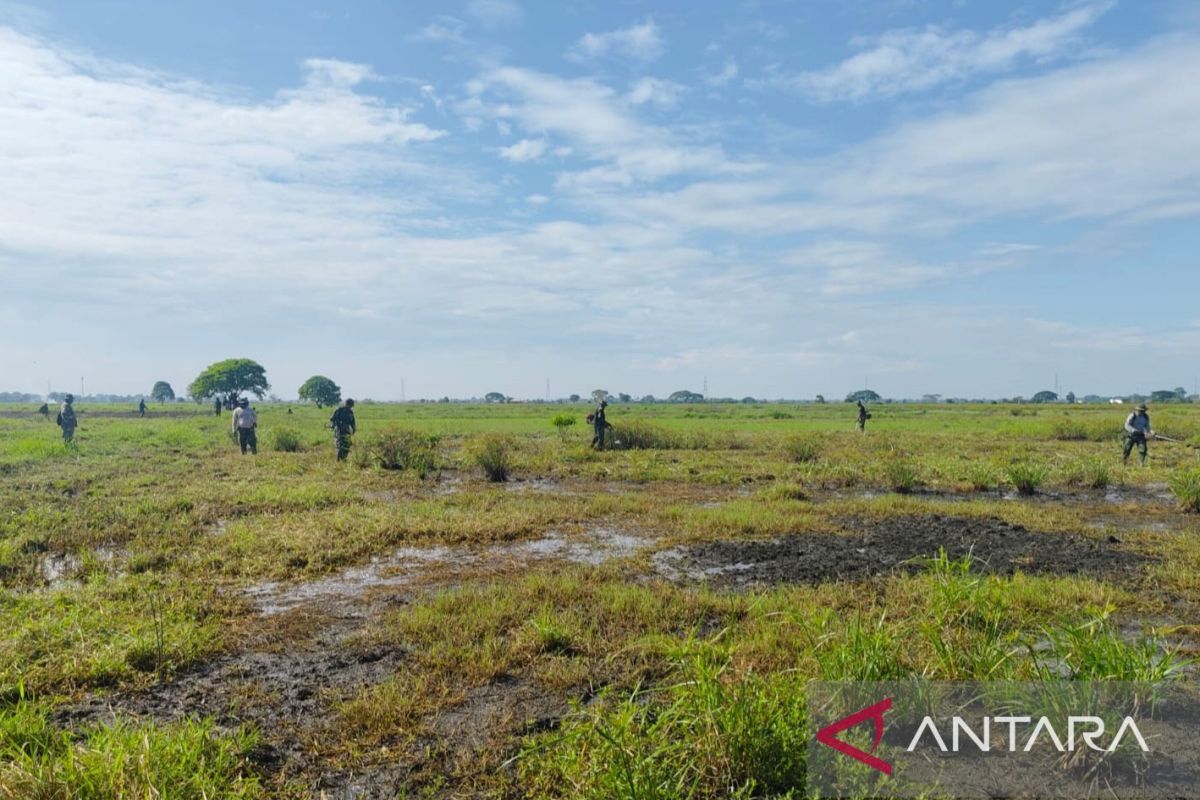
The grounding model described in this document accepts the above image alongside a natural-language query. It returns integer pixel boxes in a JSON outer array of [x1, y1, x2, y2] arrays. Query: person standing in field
[[231, 397, 258, 455], [330, 399, 356, 461], [56, 394, 77, 445], [856, 400, 870, 432], [37, 402, 49, 419], [138, 398, 146, 417], [590, 399, 612, 450], [1123, 403, 1154, 466], [213, 396, 222, 416]]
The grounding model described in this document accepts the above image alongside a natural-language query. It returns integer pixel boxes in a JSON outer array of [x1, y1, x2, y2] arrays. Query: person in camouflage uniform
[[1123, 403, 1154, 466], [330, 399, 356, 461], [56, 394, 77, 444]]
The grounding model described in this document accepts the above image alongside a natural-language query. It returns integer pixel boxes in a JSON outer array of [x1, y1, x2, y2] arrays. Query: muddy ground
[[49, 510, 1163, 798], [656, 514, 1147, 586]]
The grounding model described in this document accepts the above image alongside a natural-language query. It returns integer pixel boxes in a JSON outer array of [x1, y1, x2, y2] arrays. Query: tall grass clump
[[362, 428, 440, 477], [468, 432, 515, 482], [965, 463, 998, 492], [609, 420, 681, 450], [1033, 617, 1191, 682], [270, 428, 302, 452], [884, 459, 920, 494], [1050, 420, 1088, 441], [781, 433, 821, 464], [1007, 461, 1048, 496], [1168, 468, 1200, 512], [521, 657, 806, 799]]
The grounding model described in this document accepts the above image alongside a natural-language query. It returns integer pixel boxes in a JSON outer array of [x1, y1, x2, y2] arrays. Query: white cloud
[[468, 66, 753, 184], [789, 1, 1113, 101], [706, 58, 739, 87], [414, 16, 467, 44], [466, 0, 522, 28], [499, 138, 547, 162], [626, 77, 684, 107], [569, 21, 664, 62], [817, 36, 1200, 224]]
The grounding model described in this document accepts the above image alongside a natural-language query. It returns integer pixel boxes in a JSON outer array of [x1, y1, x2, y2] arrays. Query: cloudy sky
[[2, 0, 1199, 401]]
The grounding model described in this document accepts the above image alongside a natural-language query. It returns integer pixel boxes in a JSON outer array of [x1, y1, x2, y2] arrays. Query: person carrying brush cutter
[[1123, 403, 1154, 466], [330, 399, 356, 461], [589, 399, 613, 450], [856, 400, 871, 432]]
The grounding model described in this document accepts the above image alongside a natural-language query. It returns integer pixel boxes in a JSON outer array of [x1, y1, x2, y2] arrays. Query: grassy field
[[1, 400, 1199, 798]]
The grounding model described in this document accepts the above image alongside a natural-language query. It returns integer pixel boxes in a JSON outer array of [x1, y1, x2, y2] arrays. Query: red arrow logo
[[815, 697, 893, 776]]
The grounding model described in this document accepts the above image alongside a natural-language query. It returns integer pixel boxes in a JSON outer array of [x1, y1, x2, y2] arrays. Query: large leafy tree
[[845, 389, 882, 403], [150, 381, 175, 403], [668, 390, 704, 403], [188, 359, 269, 400], [484, 392, 508, 403], [1030, 390, 1058, 404], [298, 375, 341, 408]]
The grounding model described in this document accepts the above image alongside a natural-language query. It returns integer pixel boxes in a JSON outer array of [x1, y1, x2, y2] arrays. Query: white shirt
[[232, 406, 257, 430]]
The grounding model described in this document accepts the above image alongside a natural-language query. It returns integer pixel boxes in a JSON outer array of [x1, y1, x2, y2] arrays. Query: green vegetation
[[188, 358, 270, 400], [297, 375, 342, 408], [0, 400, 1196, 797]]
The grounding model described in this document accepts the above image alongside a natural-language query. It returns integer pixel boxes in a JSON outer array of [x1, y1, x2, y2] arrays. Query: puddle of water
[[503, 477, 565, 495], [244, 527, 655, 615], [40, 552, 82, 585], [506, 528, 646, 566], [245, 546, 464, 616]]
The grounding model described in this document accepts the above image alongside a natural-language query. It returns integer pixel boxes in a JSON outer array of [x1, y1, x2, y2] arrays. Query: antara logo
[[817, 697, 1151, 776], [815, 697, 894, 776], [905, 715, 1150, 754]]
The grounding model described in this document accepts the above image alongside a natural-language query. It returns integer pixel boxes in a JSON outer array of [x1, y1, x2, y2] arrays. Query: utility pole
[[400, 378, 406, 403], [546, 378, 550, 402], [80, 377, 84, 398], [703, 376, 708, 400]]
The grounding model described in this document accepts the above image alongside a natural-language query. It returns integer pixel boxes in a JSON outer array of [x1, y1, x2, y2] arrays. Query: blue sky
[[2, 0, 1199, 400]]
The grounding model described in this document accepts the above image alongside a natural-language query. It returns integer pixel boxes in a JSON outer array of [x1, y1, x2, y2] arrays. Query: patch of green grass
[[521, 655, 806, 800], [0, 695, 263, 799], [1168, 468, 1200, 512], [360, 427, 440, 477]]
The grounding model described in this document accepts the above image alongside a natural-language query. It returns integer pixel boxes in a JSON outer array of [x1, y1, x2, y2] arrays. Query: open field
[[2, 401, 1200, 798]]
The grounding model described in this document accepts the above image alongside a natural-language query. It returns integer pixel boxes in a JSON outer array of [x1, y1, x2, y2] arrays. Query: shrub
[[884, 459, 919, 494], [781, 433, 821, 463], [1006, 461, 1047, 495], [270, 428, 302, 453], [550, 413, 576, 438], [364, 428, 440, 477], [1169, 468, 1200, 512], [469, 432, 515, 482]]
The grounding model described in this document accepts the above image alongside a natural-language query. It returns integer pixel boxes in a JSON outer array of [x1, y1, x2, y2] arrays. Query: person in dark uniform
[[213, 396, 222, 416], [37, 402, 49, 419], [1123, 403, 1154, 466], [330, 399, 357, 461], [138, 398, 146, 417], [856, 400, 870, 432], [57, 394, 77, 444], [590, 399, 612, 449]]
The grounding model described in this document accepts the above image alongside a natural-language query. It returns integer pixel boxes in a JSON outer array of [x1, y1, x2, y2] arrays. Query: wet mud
[[657, 514, 1147, 587]]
